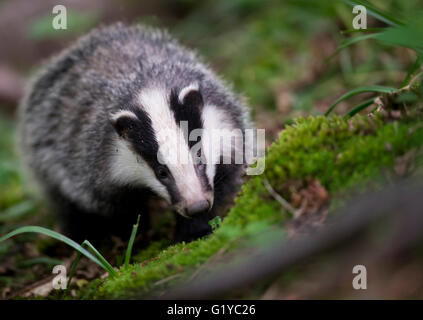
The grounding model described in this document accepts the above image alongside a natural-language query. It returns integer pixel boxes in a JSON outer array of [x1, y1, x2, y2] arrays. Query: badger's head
[[108, 83, 242, 218]]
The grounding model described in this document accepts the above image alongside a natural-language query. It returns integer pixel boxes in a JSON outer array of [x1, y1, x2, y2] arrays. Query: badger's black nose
[[186, 200, 210, 217]]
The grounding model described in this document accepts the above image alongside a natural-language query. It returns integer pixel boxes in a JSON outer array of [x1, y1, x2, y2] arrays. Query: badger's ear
[[110, 110, 139, 138], [178, 82, 203, 107]]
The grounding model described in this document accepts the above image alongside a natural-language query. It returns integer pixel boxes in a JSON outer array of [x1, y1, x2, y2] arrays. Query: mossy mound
[[81, 111, 423, 299]]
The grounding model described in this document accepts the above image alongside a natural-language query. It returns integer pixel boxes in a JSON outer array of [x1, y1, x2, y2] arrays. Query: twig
[[400, 69, 423, 91], [153, 274, 181, 286], [263, 178, 297, 216]]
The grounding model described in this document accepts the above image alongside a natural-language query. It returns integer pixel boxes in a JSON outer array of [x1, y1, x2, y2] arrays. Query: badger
[[18, 23, 252, 243]]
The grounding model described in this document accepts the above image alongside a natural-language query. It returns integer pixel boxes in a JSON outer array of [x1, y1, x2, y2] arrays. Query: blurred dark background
[[1, 0, 421, 127]]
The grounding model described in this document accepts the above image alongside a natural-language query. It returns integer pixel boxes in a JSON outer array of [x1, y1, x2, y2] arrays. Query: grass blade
[[0, 201, 37, 222], [124, 215, 141, 268], [340, 27, 384, 35], [325, 85, 397, 116], [374, 22, 423, 56], [327, 33, 380, 60], [19, 257, 63, 268], [344, 97, 375, 118], [0, 226, 113, 274], [67, 239, 117, 290], [340, 0, 404, 27], [82, 240, 116, 275], [67, 250, 83, 290]]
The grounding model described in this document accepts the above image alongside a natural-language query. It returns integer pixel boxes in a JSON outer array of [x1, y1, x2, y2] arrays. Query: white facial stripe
[[201, 104, 240, 186], [178, 82, 199, 104], [110, 110, 138, 122], [139, 87, 205, 205], [108, 139, 171, 202]]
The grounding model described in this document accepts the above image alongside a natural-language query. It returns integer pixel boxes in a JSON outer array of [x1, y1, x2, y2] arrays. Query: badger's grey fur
[[18, 23, 252, 242]]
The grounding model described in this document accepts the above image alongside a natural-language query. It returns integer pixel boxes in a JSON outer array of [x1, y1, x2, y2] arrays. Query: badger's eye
[[157, 166, 169, 179]]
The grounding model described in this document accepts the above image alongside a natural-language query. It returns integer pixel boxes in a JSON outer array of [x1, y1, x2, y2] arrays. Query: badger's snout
[[175, 193, 213, 218], [185, 200, 211, 217]]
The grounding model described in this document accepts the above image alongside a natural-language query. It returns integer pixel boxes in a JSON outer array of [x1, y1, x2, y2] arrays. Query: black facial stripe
[[171, 88, 215, 195], [170, 88, 213, 194], [118, 106, 182, 204], [164, 181, 182, 204], [169, 88, 204, 149], [125, 105, 159, 164]]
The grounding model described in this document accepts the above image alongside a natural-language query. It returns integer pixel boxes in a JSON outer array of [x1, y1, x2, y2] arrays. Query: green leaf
[[340, 0, 404, 27], [340, 27, 384, 35], [344, 98, 375, 118], [28, 10, 99, 40], [0, 226, 114, 275], [331, 12, 423, 60], [325, 85, 397, 116], [67, 240, 117, 291], [328, 33, 380, 60], [81, 240, 116, 275], [19, 257, 63, 268], [208, 216, 222, 231], [124, 215, 141, 268], [0, 201, 36, 222], [374, 22, 423, 55]]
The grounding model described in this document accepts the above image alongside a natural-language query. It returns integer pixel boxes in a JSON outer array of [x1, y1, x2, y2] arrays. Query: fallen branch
[[159, 179, 423, 299]]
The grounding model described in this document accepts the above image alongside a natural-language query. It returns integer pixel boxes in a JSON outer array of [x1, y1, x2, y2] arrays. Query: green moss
[[132, 239, 172, 263], [81, 111, 423, 299]]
